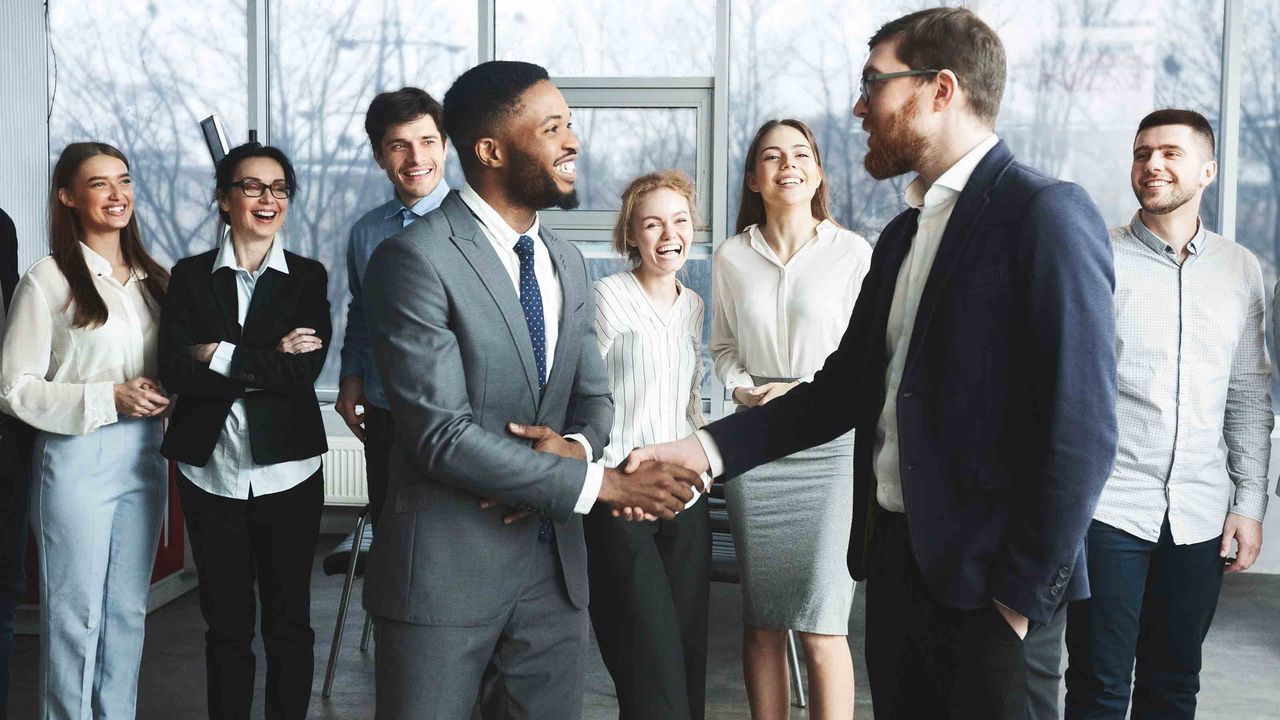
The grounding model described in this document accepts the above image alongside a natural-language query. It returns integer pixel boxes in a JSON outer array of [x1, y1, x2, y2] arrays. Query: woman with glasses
[[158, 143, 330, 719], [0, 142, 170, 719], [713, 119, 871, 719]]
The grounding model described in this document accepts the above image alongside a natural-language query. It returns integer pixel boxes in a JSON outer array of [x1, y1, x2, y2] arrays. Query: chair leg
[[360, 612, 375, 651], [787, 629, 807, 708], [322, 508, 369, 699]]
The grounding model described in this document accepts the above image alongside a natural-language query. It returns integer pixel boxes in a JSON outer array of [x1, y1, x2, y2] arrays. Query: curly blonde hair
[[612, 170, 699, 264]]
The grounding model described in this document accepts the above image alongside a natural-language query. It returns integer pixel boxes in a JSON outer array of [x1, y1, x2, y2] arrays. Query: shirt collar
[[1128, 212, 1205, 258], [458, 182, 540, 247], [382, 178, 452, 221], [904, 134, 1000, 211], [80, 242, 147, 282], [744, 219, 838, 264], [213, 231, 291, 275]]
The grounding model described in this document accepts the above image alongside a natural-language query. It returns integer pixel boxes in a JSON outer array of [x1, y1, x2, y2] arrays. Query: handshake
[[600, 435, 714, 522]]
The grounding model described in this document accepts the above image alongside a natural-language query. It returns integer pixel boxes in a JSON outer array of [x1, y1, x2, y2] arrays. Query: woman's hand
[[276, 327, 323, 355], [113, 377, 170, 417], [732, 381, 798, 407]]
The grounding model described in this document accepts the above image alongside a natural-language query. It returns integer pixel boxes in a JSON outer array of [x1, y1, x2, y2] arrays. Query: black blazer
[[705, 141, 1119, 625], [158, 247, 331, 466]]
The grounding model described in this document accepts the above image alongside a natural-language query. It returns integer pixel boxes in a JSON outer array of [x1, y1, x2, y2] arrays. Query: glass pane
[[496, 0, 715, 76], [270, 0, 478, 390], [1241, 0, 1280, 407], [728, 0, 1223, 242], [48, 1, 248, 266], [571, 108, 699, 211], [586, 257, 714, 395]]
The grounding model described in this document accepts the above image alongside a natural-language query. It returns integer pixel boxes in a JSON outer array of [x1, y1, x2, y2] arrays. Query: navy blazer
[[705, 140, 1118, 624]]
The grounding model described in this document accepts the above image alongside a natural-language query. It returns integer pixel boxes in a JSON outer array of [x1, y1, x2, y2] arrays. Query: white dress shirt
[[711, 219, 871, 392], [696, 135, 1000, 489], [0, 244, 157, 435], [594, 271, 710, 507], [177, 236, 322, 499], [457, 184, 603, 514]]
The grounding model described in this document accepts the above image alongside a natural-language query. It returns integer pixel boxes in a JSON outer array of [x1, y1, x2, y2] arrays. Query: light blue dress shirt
[[339, 180, 450, 409]]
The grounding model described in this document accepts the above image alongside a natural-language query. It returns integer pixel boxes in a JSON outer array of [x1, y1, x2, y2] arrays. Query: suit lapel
[[541, 227, 579, 400], [242, 268, 283, 339], [209, 266, 241, 341], [902, 141, 1014, 375], [442, 193, 542, 404]]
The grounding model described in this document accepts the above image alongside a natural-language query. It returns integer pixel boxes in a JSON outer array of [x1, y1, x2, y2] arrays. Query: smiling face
[[58, 154, 134, 235], [629, 187, 693, 277], [374, 113, 447, 205], [504, 80, 580, 210], [853, 37, 932, 180], [748, 125, 824, 211], [1131, 123, 1216, 216], [218, 156, 290, 242]]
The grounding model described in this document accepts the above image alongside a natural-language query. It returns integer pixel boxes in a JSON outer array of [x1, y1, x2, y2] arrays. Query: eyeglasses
[[227, 179, 293, 199], [859, 69, 941, 105]]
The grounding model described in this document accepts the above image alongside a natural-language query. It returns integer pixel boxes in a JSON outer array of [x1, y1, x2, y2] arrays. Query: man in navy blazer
[[627, 8, 1117, 719]]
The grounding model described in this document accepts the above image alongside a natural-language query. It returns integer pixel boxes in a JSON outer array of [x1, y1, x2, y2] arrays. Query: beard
[[863, 93, 929, 181], [1135, 180, 1197, 216], [508, 146, 580, 210]]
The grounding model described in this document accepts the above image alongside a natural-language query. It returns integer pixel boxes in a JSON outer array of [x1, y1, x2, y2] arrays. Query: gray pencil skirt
[[725, 383, 856, 635]]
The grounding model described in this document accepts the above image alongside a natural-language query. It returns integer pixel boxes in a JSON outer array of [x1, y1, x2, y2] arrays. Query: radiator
[[322, 435, 368, 506]]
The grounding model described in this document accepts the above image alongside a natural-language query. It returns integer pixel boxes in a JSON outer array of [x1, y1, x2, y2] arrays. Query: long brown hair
[[49, 142, 169, 328], [735, 119, 837, 233]]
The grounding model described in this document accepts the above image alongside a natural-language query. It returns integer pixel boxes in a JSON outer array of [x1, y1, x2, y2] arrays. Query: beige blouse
[[0, 244, 158, 435]]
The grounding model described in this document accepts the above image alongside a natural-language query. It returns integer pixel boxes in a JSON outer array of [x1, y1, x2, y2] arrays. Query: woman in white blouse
[[0, 142, 171, 719], [586, 170, 711, 720], [714, 119, 871, 719]]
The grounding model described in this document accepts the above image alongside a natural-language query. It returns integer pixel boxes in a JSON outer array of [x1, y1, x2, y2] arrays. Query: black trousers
[[865, 508, 1028, 720], [585, 497, 711, 720], [178, 469, 324, 720], [0, 419, 33, 720], [363, 405, 395, 528]]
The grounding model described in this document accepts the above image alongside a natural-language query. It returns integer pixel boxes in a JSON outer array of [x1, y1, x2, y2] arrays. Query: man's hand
[[994, 601, 1029, 640], [276, 327, 323, 355], [623, 435, 711, 475], [479, 423, 588, 524], [598, 463, 698, 521], [507, 422, 587, 461], [188, 343, 218, 364], [1221, 512, 1263, 573], [732, 381, 798, 407], [334, 375, 367, 442]]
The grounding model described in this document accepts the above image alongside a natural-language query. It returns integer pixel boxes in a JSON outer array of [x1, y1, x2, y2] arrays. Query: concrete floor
[[8, 536, 1280, 719]]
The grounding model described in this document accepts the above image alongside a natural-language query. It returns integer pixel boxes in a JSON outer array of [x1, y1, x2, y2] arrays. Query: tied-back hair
[[613, 170, 699, 264], [735, 119, 837, 234], [49, 142, 169, 329]]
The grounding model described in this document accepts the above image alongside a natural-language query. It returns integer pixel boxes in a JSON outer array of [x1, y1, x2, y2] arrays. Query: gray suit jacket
[[361, 191, 613, 626]]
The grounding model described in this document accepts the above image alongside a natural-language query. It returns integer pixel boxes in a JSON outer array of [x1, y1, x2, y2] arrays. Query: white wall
[[0, 2, 49, 271]]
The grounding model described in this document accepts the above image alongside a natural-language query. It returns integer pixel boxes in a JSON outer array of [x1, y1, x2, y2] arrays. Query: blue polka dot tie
[[514, 235, 554, 543]]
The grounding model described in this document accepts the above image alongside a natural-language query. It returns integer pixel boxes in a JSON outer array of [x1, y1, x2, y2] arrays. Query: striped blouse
[[594, 271, 706, 470]]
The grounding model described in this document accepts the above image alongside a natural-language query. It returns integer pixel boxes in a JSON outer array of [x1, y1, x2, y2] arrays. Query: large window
[[269, 0, 477, 390], [47, 1, 248, 265]]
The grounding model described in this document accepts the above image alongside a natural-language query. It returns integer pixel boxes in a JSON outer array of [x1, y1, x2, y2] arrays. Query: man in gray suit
[[362, 61, 700, 719]]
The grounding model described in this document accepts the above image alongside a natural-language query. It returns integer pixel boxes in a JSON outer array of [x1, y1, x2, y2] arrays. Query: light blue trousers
[[31, 416, 166, 720]]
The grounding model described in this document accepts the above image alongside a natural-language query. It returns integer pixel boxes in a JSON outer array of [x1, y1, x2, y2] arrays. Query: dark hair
[[869, 7, 1006, 125], [213, 143, 298, 225], [1137, 108, 1216, 157], [736, 119, 838, 233], [364, 87, 446, 151], [443, 61, 551, 177], [49, 142, 168, 329]]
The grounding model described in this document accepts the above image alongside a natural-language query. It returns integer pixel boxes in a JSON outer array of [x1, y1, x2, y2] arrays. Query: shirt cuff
[[565, 433, 593, 462], [86, 381, 119, 430], [695, 429, 725, 478], [573, 461, 604, 514], [1231, 488, 1269, 523], [208, 342, 236, 377], [723, 370, 755, 393]]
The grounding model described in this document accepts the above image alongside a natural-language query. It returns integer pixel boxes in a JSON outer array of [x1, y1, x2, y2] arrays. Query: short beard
[[1136, 182, 1196, 216], [863, 93, 929, 181], [509, 146, 580, 210]]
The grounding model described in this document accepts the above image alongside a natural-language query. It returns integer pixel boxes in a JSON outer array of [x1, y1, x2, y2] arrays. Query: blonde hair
[[612, 170, 699, 264]]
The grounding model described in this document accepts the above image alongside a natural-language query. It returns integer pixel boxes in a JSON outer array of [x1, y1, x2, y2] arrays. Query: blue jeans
[[1064, 518, 1225, 720]]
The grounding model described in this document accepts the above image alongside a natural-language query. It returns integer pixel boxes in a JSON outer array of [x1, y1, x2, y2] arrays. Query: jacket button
[[1058, 567, 1070, 578], [1049, 586, 1061, 597]]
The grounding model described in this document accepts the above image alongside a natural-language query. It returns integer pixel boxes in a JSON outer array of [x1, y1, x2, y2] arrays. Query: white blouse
[[594, 271, 706, 470], [711, 220, 871, 392], [0, 244, 158, 435]]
